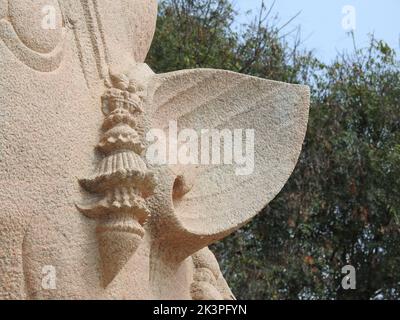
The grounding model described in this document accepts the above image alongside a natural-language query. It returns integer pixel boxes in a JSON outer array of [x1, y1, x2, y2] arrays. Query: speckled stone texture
[[0, 0, 309, 300]]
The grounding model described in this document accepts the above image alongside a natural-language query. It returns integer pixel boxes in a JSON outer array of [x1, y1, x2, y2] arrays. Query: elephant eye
[[8, 0, 64, 53]]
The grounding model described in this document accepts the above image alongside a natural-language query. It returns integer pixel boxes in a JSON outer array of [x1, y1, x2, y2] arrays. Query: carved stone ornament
[[0, 0, 309, 300]]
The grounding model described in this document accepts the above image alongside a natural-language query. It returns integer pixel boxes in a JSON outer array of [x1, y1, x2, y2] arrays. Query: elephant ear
[[146, 68, 309, 241]]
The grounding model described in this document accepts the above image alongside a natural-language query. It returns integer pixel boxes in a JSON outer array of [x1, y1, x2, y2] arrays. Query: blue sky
[[232, 0, 400, 62]]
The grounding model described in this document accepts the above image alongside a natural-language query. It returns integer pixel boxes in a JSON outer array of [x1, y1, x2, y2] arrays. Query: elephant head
[[0, 0, 308, 299]]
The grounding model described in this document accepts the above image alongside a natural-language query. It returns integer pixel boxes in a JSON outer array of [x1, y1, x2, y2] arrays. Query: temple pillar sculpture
[[0, 0, 309, 300]]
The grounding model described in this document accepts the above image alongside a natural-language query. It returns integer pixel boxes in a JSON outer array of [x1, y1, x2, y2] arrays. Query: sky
[[232, 0, 400, 62]]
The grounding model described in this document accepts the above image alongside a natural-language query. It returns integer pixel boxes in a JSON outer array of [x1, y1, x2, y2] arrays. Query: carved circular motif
[[9, 0, 63, 54]]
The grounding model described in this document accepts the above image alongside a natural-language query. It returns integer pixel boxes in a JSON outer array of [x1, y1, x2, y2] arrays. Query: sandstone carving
[[0, 0, 66, 71], [0, 0, 309, 299], [78, 68, 156, 286], [191, 248, 235, 300]]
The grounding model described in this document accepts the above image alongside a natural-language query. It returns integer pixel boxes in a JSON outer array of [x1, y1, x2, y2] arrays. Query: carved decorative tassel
[[78, 72, 154, 286]]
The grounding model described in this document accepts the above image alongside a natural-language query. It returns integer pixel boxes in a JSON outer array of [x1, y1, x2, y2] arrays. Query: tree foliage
[[147, 0, 400, 300]]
